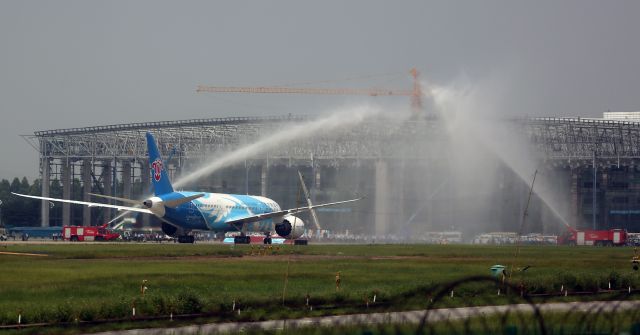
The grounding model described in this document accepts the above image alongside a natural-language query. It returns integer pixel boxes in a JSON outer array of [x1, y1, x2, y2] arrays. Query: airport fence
[[2, 275, 640, 334]]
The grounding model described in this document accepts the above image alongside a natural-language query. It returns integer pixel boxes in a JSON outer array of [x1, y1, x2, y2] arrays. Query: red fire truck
[[559, 227, 628, 246], [62, 224, 120, 241]]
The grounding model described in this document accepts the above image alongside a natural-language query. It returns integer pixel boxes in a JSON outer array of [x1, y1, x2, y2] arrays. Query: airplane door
[[577, 232, 585, 245]]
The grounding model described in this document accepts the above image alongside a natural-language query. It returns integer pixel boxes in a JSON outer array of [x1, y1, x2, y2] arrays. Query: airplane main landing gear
[[234, 235, 251, 244], [263, 232, 272, 244], [178, 235, 195, 243]]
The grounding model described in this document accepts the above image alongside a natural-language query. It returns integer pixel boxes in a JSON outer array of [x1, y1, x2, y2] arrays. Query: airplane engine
[[161, 222, 178, 237], [142, 196, 166, 217], [275, 215, 305, 239]]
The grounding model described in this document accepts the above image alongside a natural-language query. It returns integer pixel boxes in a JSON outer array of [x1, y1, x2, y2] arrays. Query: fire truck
[[559, 227, 628, 246], [62, 224, 120, 241]]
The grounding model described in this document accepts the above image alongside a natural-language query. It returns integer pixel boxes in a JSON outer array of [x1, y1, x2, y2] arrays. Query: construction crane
[[197, 68, 424, 117]]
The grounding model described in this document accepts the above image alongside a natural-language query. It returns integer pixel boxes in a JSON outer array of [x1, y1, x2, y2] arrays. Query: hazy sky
[[1, 1, 639, 180]]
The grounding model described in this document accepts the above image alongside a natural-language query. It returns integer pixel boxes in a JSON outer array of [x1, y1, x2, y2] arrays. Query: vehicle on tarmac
[[558, 227, 627, 246], [62, 224, 120, 242]]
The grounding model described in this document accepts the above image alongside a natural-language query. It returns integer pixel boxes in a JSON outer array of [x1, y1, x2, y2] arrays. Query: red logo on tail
[[151, 159, 163, 182]]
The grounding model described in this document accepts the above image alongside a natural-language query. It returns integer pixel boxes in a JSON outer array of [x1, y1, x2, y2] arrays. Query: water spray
[[428, 78, 572, 231], [174, 104, 381, 189]]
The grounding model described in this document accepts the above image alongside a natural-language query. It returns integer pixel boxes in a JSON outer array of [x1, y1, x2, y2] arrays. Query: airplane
[[13, 132, 362, 244]]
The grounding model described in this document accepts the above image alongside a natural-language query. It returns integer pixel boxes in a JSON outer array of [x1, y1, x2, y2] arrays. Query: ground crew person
[[335, 272, 341, 291]]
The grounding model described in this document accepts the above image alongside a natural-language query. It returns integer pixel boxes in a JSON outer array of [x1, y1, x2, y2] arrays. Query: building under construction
[[22, 114, 640, 236]]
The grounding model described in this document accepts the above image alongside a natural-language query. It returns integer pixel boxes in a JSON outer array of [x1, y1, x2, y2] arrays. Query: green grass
[[0, 243, 638, 330]]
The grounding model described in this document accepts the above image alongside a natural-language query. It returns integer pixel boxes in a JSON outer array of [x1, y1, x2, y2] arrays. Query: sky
[[0, 0, 639, 180]]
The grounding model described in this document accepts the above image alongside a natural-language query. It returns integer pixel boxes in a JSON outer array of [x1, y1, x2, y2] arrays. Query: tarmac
[[91, 300, 640, 335]]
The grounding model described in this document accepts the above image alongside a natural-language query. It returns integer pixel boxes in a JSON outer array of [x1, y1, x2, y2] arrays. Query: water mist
[[427, 76, 571, 234]]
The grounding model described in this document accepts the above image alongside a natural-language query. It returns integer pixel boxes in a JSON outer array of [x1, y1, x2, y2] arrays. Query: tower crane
[[197, 68, 424, 117]]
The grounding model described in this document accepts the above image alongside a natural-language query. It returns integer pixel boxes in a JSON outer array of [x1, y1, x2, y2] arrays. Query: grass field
[[1, 242, 639, 331]]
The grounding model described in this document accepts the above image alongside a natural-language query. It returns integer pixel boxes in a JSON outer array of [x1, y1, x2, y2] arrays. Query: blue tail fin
[[146, 132, 174, 195]]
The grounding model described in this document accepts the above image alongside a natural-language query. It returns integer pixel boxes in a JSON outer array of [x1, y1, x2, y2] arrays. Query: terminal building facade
[[23, 113, 640, 237]]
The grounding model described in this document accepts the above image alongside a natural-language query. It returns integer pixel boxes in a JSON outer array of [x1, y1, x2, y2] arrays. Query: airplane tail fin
[[146, 132, 175, 196]]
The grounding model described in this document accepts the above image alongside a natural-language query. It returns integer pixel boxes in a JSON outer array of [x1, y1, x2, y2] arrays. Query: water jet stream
[[174, 104, 381, 189]]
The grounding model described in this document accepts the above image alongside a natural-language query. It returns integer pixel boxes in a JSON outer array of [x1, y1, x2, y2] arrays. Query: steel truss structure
[[527, 117, 640, 165], [21, 115, 640, 230], [26, 116, 640, 164], [24, 115, 441, 164]]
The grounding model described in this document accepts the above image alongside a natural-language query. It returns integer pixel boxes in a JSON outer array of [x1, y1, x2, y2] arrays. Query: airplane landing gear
[[178, 235, 195, 243], [263, 232, 272, 244], [234, 235, 251, 244], [294, 239, 308, 245]]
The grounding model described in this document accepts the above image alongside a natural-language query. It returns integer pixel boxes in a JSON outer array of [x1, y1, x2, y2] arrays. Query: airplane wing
[[11, 192, 154, 214], [224, 197, 364, 226], [89, 192, 142, 206]]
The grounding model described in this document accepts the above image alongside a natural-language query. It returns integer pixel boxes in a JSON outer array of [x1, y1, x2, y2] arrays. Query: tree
[[3, 177, 39, 226], [20, 177, 30, 194], [29, 179, 41, 196], [9, 178, 20, 193], [0, 179, 10, 226]]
